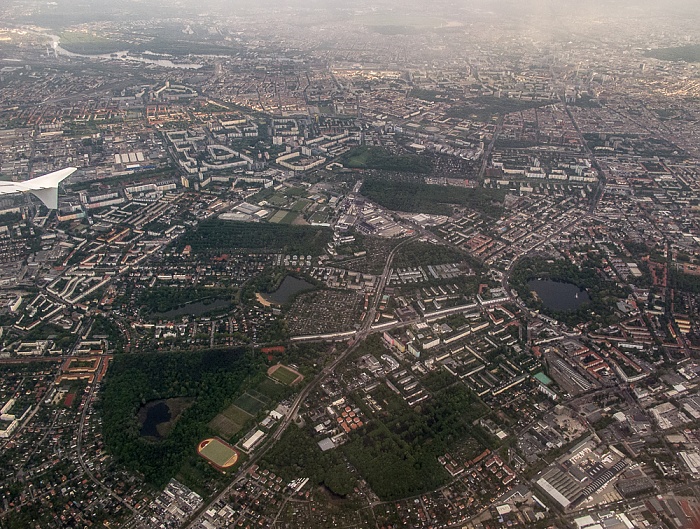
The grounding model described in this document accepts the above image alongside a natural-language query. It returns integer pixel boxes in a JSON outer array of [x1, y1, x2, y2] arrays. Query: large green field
[[291, 199, 310, 212], [223, 404, 252, 424], [58, 30, 239, 56], [209, 404, 252, 438], [255, 377, 291, 401], [233, 392, 267, 415], [58, 31, 128, 54], [278, 211, 299, 225], [209, 414, 241, 439], [268, 210, 288, 223], [269, 365, 301, 386]]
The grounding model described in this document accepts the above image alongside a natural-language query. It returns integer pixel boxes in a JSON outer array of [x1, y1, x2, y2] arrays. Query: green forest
[[59, 31, 239, 56], [341, 384, 492, 500], [392, 240, 466, 268], [644, 45, 700, 63], [260, 426, 356, 497], [90, 315, 126, 352], [137, 286, 233, 315], [100, 348, 262, 487], [343, 146, 433, 174], [361, 178, 504, 218], [670, 268, 700, 294], [446, 96, 549, 121], [179, 219, 332, 257]]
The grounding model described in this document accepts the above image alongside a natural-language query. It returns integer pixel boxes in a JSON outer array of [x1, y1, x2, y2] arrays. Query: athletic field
[[268, 364, 303, 386], [197, 438, 239, 470]]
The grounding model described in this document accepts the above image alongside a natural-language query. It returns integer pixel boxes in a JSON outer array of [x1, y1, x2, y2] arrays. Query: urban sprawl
[[0, 2, 699, 528]]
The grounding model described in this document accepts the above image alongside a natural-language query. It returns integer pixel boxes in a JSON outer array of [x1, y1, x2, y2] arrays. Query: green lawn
[[209, 403, 253, 438], [256, 378, 291, 400], [222, 404, 252, 424], [269, 210, 287, 224], [291, 199, 311, 212], [208, 414, 242, 438], [233, 392, 267, 415], [278, 211, 298, 225], [270, 365, 301, 385]]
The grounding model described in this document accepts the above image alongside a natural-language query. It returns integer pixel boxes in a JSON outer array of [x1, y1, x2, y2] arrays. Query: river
[[48, 36, 202, 69]]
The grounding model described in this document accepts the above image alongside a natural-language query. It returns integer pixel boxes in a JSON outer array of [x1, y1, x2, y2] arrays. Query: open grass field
[[59, 31, 127, 54], [345, 148, 372, 168], [266, 193, 288, 206], [278, 211, 298, 225], [233, 392, 267, 415], [246, 388, 270, 402], [343, 146, 433, 174], [268, 364, 303, 386], [256, 378, 289, 400], [208, 414, 242, 438], [308, 211, 331, 225], [197, 437, 239, 470], [291, 199, 311, 212], [208, 402, 253, 438], [269, 210, 288, 224], [222, 404, 252, 424]]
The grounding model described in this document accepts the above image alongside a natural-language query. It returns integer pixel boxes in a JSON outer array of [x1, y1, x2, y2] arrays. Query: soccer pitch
[[197, 438, 239, 470]]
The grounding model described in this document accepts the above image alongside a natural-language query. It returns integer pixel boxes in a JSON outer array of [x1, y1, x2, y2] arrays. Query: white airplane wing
[[0, 167, 77, 209]]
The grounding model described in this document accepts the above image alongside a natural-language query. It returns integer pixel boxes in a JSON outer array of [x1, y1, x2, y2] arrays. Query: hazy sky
[[23, 0, 700, 14], [10, 0, 700, 41]]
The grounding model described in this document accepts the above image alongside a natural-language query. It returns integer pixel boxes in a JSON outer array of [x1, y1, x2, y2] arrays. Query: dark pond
[[156, 298, 230, 319], [264, 276, 314, 304], [137, 397, 193, 440], [139, 401, 171, 439], [528, 279, 590, 312]]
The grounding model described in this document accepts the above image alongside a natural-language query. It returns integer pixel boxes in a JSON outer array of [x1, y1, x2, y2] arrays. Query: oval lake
[[528, 279, 590, 312]]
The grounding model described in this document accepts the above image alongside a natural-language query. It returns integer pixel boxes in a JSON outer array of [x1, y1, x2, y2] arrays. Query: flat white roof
[[242, 429, 265, 451]]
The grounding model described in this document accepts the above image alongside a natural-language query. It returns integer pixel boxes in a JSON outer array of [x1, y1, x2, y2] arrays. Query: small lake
[[139, 401, 170, 439], [264, 276, 314, 305], [528, 279, 590, 312], [156, 298, 230, 319], [138, 398, 193, 440]]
